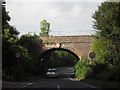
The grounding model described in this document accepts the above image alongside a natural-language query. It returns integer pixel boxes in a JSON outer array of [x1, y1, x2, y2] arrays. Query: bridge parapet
[[40, 35, 95, 43]]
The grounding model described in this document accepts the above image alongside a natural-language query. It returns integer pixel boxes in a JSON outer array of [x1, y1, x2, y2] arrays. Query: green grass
[[83, 79, 120, 88]]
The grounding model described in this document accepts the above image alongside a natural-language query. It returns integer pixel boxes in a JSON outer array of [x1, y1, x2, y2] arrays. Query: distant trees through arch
[[38, 48, 80, 69]]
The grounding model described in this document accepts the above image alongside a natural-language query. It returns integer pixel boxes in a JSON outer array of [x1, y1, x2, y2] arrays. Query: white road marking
[[19, 83, 32, 88], [57, 85, 60, 90], [18, 78, 46, 89]]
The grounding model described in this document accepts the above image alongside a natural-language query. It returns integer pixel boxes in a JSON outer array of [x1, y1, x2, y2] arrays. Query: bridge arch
[[38, 48, 80, 61]]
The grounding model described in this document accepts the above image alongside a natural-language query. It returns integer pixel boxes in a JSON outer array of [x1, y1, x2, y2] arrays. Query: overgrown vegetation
[[41, 51, 77, 69], [74, 1, 120, 82], [90, 1, 120, 81], [2, 33, 43, 81], [75, 57, 92, 79], [2, 4, 44, 81]]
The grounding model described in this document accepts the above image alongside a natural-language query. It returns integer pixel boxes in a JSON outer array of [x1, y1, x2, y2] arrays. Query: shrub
[[75, 57, 92, 79]]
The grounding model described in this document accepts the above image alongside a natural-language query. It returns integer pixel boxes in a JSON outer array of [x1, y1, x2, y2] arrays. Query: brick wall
[[39, 35, 95, 57]]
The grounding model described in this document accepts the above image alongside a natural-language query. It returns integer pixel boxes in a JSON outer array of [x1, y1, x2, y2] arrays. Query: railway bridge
[[38, 35, 95, 60]]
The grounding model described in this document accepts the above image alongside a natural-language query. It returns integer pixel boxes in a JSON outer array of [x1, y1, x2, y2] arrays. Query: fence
[[21, 30, 96, 37], [44, 30, 95, 36]]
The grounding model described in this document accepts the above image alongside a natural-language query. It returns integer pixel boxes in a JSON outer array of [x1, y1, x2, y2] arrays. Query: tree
[[40, 20, 50, 36], [2, 3, 20, 69], [92, 2, 120, 39], [92, 1, 120, 81], [2, 4, 42, 81], [2, 5, 19, 37], [92, 1, 120, 66], [2, 5, 10, 27], [18, 34, 44, 59]]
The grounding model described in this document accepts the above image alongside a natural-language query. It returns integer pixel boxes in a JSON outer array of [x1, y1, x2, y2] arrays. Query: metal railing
[[39, 30, 95, 36], [22, 30, 95, 37]]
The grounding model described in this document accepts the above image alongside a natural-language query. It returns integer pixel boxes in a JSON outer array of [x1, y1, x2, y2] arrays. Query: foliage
[[42, 50, 77, 68], [92, 2, 120, 64], [2, 5, 10, 27], [2, 32, 43, 81], [90, 64, 120, 81], [92, 2, 120, 38], [2, 5, 44, 81], [93, 37, 120, 65], [40, 20, 50, 36], [18, 34, 39, 45], [74, 57, 92, 79], [87, 62, 107, 79], [92, 1, 120, 81], [18, 34, 44, 58], [3, 44, 31, 80], [2, 5, 19, 37]]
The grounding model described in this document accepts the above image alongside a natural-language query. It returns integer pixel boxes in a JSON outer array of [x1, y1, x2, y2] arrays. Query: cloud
[[6, 1, 101, 36], [6, 0, 107, 2]]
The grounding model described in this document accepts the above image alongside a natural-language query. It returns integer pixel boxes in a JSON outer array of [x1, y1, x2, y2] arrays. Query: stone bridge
[[38, 35, 95, 60]]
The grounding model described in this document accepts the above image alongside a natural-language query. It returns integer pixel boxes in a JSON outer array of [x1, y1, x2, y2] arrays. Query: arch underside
[[38, 48, 80, 61]]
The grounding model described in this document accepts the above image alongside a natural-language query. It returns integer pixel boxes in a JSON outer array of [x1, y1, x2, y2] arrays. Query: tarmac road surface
[[2, 67, 100, 90]]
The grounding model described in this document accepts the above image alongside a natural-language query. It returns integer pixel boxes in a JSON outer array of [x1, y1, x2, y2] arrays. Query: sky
[[5, 0, 107, 36]]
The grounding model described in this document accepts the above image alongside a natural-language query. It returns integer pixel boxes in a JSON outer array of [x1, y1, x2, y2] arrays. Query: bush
[[91, 62, 107, 76], [91, 1, 120, 82], [102, 66, 120, 81], [2, 44, 42, 81], [75, 57, 92, 79], [88, 63, 120, 81]]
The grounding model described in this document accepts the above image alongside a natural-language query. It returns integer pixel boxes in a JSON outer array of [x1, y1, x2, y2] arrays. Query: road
[[2, 67, 99, 90], [18, 78, 96, 89]]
